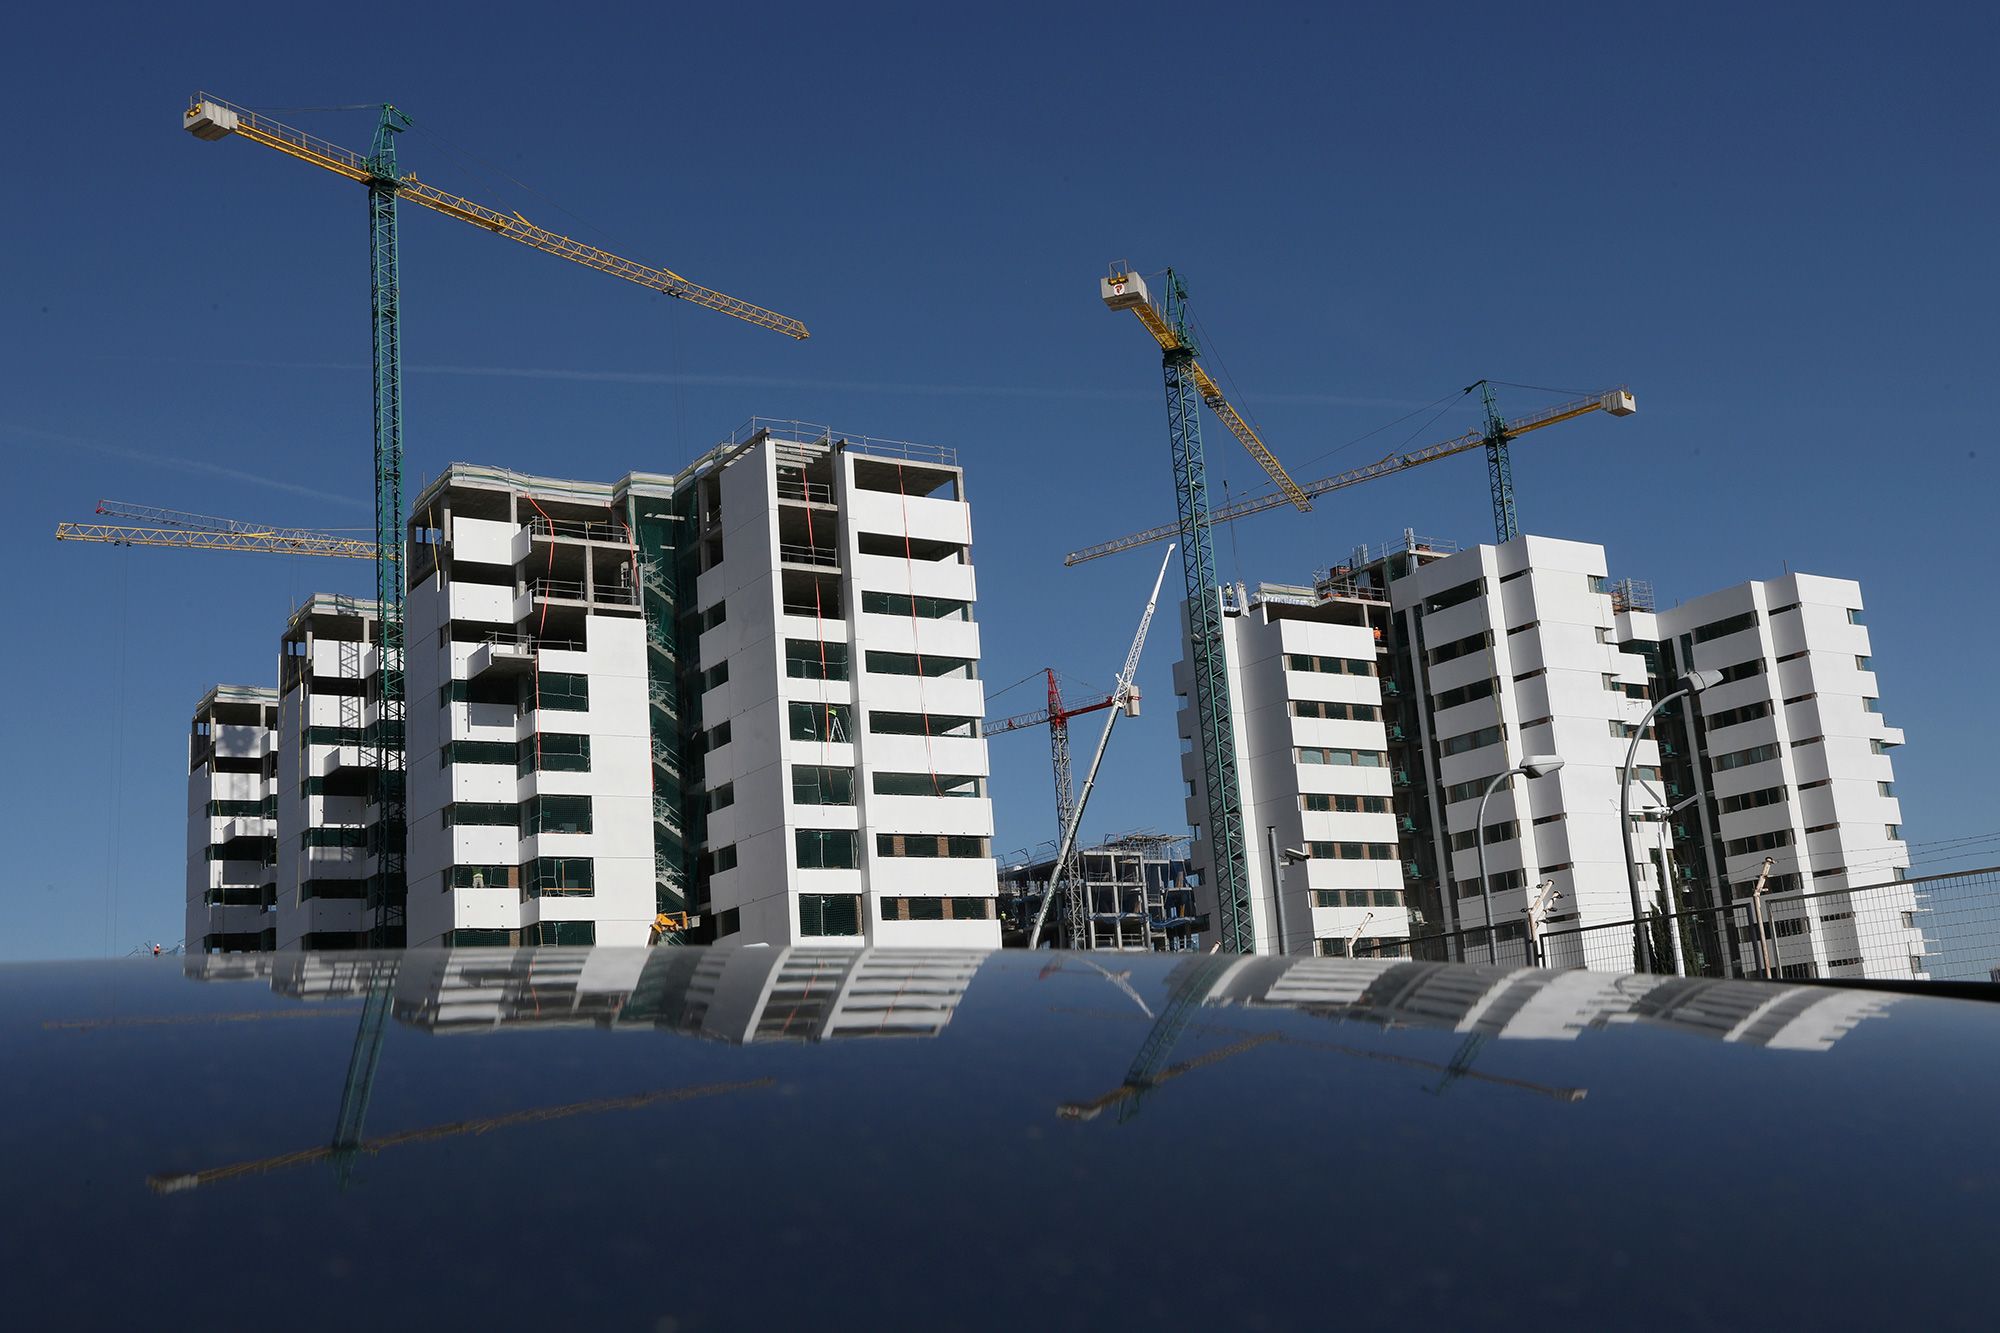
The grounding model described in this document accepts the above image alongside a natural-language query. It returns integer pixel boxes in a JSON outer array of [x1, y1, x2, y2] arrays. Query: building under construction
[[998, 833, 1202, 950]]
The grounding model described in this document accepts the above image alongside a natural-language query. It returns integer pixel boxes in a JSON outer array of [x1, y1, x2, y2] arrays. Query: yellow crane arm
[[56, 522, 376, 559], [185, 94, 809, 340], [1110, 275, 1311, 512], [1065, 388, 1636, 565], [1187, 363, 1312, 512]]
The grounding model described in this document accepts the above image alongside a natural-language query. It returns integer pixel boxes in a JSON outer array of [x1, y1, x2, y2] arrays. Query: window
[[860, 590, 972, 621], [799, 893, 863, 936], [872, 712, 977, 739], [1725, 829, 1792, 856], [1862, 697, 1882, 714], [445, 739, 518, 767], [523, 794, 592, 835], [535, 672, 590, 711], [792, 765, 855, 805], [305, 726, 364, 748], [785, 639, 850, 680], [1783, 693, 1815, 706], [866, 651, 976, 679], [1778, 961, 1818, 980], [700, 721, 732, 753], [1444, 776, 1496, 804], [881, 896, 995, 921], [442, 803, 516, 829], [1847, 608, 1864, 625], [1717, 660, 1764, 683], [1285, 654, 1377, 676], [1427, 631, 1489, 665], [1587, 575, 1609, 595], [1449, 821, 1518, 852], [1715, 742, 1781, 771], [1705, 700, 1771, 729], [1432, 677, 1497, 711], [795, 829, 857, 869], [443, 677, 517, 708], [525, 921, 596, 946], [1878, 781, 1896, 798], [705, 783, 735, 813], [1856, 655, 1873, 671], [789, 701, 854, 743], [1886, 824, 1903, 840], [1719, 786, 1784, 814], [699, 662, 730, 693], [874, 772, 982, 798], [522, 857, 594, 897], [876, 834, 989, 859], [1302, 793, 1388, 813], [1303, 842, 1398, 860], [1458, 868, 1528, 896], [1596, 626, 1615, 644], [1440, 725, 1504, 756], [1292, 700, 1381, 722], [1295, 747, 1386, 767], [1423, 578, 1484, 613], [699, 601, 727, 632], [519, 733, 591, 773], [1767, 602, 1800, 617], [712, 844, 738, 874], [1693, 610, 1759, 644]]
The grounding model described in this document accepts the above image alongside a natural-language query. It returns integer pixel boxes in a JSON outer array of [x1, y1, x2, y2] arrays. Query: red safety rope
[[800, 487, 836, 766], [897, 463, 943, 797], [525, 496, 559, 775]]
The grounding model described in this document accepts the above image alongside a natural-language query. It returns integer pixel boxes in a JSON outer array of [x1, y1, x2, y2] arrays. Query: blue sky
[[4, 2, 1994, 959]]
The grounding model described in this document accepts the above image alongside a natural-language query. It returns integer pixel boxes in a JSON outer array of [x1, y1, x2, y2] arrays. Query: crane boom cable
[[1064, 387, 1634, 565]]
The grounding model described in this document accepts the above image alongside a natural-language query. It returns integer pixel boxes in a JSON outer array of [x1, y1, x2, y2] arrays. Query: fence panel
[[1355, 866, 2000, 984]]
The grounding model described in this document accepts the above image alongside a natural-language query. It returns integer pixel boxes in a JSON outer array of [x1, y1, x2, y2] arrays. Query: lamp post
[[1475, 755, 1565, 966], [1621, 668, 1722, 972], [1264, 827, 1310, 955]]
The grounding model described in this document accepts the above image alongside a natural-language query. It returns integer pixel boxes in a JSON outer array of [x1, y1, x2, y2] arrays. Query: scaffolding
[[1000, 833, 1203, 950]]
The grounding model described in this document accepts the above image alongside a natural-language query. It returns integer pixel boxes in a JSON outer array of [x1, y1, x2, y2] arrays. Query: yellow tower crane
[[55, 499, 374, 559]]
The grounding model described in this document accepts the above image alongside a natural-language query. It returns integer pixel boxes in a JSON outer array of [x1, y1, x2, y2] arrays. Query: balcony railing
[[527, 577, 588, 602], [528, 516, 626, 543], [777, 475, 834, 503], [778, 543, 840, 568]]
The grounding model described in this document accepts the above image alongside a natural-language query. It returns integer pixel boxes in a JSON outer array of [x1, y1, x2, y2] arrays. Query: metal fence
[[1356, 866, 2000, 983]]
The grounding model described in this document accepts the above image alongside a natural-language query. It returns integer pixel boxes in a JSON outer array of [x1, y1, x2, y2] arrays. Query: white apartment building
[[186, 685, 280, 953], [687, 426, 998, 947], [400, 423, 1000, 950], [404, 465, 661, 950], [1634, 572, 1922, 979], [1372, 535, 1666, 956], [274, 595, 394, 950], [1176, 577, 1408, 956]]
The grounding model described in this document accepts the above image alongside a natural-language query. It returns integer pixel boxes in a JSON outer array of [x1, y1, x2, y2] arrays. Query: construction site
[[56, 94, 1933, 980]]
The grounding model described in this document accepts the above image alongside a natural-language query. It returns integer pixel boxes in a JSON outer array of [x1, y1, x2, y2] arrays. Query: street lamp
[[1621, 668, 1722, 972], [1475, 755, 1565, 966], [1264, 827, 1310, 955]]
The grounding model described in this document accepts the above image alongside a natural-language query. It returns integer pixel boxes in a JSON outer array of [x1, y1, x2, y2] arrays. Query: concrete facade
[[186, 685, 280, 952], [395, 424, 1000, 950], [1374, 535, 1665, 952], [1635, 572, 1922, 979], [273, 596, 389, 950], [1176, 577, 1409, 956]]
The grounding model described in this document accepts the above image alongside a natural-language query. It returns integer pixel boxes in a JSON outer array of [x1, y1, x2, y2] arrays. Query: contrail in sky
[[96, 355, 1433, 411], [11, 423, 368, 511]]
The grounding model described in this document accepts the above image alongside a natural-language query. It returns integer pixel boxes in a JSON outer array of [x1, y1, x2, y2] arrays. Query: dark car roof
[[6, 947, 1997, 1329]]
